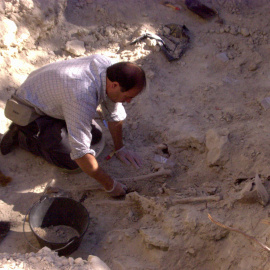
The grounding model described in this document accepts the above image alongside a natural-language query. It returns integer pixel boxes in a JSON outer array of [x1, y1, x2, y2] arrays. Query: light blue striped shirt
[[16, 54, 126, 159]]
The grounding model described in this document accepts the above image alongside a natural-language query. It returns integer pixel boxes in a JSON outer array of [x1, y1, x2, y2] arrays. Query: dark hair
[[107, 62, 146, 92]]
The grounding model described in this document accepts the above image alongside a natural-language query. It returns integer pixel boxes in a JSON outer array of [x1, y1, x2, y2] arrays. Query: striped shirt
[[16, 54, 127, 160]]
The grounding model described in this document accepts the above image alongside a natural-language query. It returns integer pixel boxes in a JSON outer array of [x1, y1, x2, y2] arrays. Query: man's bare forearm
[[108, 121, 124, 151], [75, 154, 114, 190]]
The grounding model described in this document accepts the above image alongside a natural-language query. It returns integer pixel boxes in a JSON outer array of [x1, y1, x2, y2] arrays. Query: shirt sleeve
[[101, 98, 127, 122], [62, 90, 98, 160]]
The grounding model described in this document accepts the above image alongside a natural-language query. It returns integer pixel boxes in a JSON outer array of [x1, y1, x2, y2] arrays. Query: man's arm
[[75, 154, 126, 196], [108, 120, 124, 151]]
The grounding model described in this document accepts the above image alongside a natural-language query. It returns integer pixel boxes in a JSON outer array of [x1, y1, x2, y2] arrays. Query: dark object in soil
[[185, 0, 217, 19], [28, 197, 89, 256], [0, 221, 10, 241], [130, 24, 190, 62], [0, 170, 12, 186]]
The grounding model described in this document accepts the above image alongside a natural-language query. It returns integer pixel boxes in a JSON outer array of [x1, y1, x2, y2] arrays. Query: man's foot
[[0, 124, 19, 155]]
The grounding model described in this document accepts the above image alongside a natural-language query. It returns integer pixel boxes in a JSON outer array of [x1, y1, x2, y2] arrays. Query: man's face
[[107, 81, 142, 103]]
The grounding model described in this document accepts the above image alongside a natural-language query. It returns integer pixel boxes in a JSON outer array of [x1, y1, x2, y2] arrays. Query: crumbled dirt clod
[[34, 225, 80, 243]]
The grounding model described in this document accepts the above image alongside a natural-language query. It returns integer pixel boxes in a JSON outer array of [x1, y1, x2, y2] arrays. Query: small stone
[[74, 257, 84, 265], [69, 257, 75, 265], [38, 247, 52, 254], [118, 235, 123, 241], [88, 255, 110, 270], [248, 63, 258, 71], [186, 248, 196, 256], [240, 28, 250, 37], [65, 40, 85, 56], [216, 52, 229, 62]]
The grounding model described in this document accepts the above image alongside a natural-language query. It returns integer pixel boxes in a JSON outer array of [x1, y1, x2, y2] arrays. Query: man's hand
[[115, 146, 143, 169], [105, 179, 127, 197]]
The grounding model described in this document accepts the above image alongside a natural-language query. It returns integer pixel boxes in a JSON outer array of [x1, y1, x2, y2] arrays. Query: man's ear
[[111, 81, 120, 89]]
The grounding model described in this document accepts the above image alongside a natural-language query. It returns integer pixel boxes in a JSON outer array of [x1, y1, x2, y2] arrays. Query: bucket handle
[[23, 200, 77, 253]]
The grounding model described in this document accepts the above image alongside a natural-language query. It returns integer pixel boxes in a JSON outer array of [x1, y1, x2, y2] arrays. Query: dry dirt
[[1, 0, 270, 269]]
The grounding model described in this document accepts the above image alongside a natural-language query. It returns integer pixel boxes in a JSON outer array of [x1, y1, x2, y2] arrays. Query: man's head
[[106, 62, 146, 103]]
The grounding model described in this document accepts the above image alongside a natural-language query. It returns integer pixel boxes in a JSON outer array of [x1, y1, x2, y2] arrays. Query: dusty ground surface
[[2, 0, 270, 269]]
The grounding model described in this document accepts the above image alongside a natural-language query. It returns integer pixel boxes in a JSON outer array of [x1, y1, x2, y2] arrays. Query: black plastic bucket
[[28, 196, 89, 256]]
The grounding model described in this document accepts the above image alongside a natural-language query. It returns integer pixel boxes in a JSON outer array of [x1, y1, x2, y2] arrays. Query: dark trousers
[[16, 116, 101, 170]]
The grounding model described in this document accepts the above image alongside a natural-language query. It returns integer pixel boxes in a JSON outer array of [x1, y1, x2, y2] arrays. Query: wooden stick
[[172, 195, 222, 204], [208, 213, 270, 252], [117, 169, 172, 182]]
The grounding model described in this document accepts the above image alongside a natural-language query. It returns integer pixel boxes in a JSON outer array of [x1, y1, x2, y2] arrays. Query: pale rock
[[248, 63, 258, 71], [255, 173, 269, 206], [237, 181, 258, 203], [74, 257, 84, 265], [5, 2, 17, 14], [186, 247, 196, 256], [139, 227, 170, 250], [65, 40, 86, 56], [216, 52, 229, 62], [240, 27, 250, 37], [0, 18, 17, 48], [184, 209, 198, 231], [167, 124, 205, 153], [205, 128, 230, 167], [16, 26, 32, 48], [105, 26, 116, 37], [37, 247, 52, 254], [19, 0, 34, 10], [87, 255, 111, 270], [126, 192, 165, 218], [69, 257, 75, 265]]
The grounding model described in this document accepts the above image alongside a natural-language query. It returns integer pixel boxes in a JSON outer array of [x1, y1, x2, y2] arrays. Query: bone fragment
[[255, 173, 269, 206], [117, 169, 172, 182], [172, 194, 222, 204], [208, 213, 270, 252]]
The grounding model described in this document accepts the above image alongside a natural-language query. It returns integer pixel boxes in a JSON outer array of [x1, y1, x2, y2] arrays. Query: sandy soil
[[1, 0, 270, 269]]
